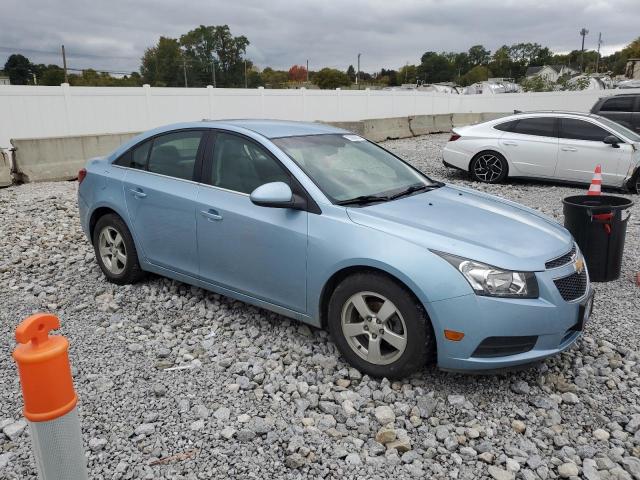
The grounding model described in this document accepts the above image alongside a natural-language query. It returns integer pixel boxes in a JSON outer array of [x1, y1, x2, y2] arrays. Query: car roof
[[200, 119, 350, 138]]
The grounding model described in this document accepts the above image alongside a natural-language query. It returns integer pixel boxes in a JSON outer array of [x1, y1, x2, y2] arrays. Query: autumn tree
[[288, 65, 307, 82]]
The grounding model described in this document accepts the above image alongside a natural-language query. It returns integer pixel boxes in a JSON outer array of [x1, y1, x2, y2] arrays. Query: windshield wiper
[[388, 183, 441, 200], [336, 194, 390, 206]]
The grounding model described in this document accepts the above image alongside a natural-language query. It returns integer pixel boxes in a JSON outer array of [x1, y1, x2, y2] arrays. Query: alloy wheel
[[98, 226, 127, 275], [340, 291, 408, 365], [473, 154, 504, 182]]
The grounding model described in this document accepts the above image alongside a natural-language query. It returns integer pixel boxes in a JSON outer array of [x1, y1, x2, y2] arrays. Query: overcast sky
[[1, 0, 638, 74]]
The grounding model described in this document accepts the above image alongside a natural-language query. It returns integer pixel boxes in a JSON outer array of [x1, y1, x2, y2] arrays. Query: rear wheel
[[328, 273, 435, 379], [92, 214, 144, 284], [469, 151, 508, 184]]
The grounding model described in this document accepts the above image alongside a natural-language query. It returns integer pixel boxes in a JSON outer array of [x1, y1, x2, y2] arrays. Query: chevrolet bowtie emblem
[[574, 257, 584, 274]]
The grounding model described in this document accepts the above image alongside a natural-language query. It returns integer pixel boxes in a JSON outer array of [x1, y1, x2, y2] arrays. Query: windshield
[[272, 134, 435, 203], [597, 116, 640, 142]]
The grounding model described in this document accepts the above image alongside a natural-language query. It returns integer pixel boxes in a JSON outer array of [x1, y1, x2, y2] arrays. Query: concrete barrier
[[11, 132, 139, 183], [8, 112, 509, 184], [0, 150, 12, 187]]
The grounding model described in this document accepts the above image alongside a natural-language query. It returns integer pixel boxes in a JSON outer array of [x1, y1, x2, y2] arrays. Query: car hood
[[346, 185, 573, 272]]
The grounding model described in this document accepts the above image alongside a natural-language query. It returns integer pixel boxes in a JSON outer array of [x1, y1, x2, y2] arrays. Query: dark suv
[[591, 94, 640, 133]]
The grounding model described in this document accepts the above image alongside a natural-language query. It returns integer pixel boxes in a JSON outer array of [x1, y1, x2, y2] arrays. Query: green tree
[[520, 75, 555, 92], [4, 54, 32, 84], [459, 65, 490, 86], [313, 68, 351, 89], [397, 64, 417, 84], [261, 67, 289, 88], [417, 52, 455, 83], [40, 65, 65, 85], [180, 25, 249, 87], [468, 45, 491, 66], [140, 36, 183, 86], [346, 65, 356, 82]]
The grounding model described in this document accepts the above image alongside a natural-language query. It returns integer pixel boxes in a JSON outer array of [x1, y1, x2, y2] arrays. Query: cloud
[[1, 0, 637, 74]]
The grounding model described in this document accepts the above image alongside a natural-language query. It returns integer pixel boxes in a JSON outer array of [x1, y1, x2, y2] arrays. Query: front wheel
[[328, 273, 435, 379], [469, 151, 508, 184]]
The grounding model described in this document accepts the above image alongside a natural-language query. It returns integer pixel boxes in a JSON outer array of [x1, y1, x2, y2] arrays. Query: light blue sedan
[[78, 120, 594, 378]]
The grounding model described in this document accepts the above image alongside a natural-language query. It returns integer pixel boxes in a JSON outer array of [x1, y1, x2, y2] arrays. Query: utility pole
[[244, 59, 247, 88], [61, 45, 68, 83], [356, 53, 361, 86], [32, 73, 37, 85], [183, 59, 188, 88], [306, 59, 309, 82], [579, 28, 589, 73], [595, 32, 603, 73], [211, 59, 216, 87]]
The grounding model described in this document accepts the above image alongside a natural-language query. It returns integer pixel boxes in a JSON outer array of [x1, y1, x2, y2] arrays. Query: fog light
[[444, 330, 465, 341]]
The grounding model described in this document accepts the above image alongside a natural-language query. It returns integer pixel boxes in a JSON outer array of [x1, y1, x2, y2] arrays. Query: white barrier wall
[[1, 84, 639, 148]]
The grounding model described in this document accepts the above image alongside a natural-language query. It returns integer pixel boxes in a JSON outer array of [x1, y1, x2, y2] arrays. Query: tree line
[[3, 25, 639, 89]]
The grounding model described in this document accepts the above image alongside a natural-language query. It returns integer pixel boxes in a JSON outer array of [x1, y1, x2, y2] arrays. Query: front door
[[498, 116, 559, 177], [196, 132, 308, 313], [556, 118, 624, 186], [122, 130, 205, 277]]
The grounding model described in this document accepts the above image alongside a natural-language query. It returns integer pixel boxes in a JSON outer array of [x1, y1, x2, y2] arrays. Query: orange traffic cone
[[587, 165, 602, 196]]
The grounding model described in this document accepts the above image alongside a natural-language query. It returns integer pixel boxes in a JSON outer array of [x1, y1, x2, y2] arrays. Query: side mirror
[[250, 182, 299, 209], [603, 135, 620, 148]]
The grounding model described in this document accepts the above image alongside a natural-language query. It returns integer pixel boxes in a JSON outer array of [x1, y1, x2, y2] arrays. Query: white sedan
[[442, 111, 640, 192]]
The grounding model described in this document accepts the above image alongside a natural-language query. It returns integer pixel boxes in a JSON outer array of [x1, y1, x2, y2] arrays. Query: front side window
[[210, 133, 290, 194], [560, 119, 612, 142], [510, 117, 556, 137], [272, 134, 434, 203], [601, 96, 634, 112], [147, 131, 203, 181]]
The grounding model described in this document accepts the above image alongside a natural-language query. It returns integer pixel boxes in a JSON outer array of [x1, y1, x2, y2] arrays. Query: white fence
[[1, 84, 638, 148]]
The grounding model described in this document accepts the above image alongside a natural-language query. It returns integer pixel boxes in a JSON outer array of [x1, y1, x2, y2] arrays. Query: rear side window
[[494, 120, 518, 132], [147, 131, 203, 181], [510, 117, 556, 137], [113, 139, 151, 169], [600, 96, 635, 112], [560, 119, 611, 142]]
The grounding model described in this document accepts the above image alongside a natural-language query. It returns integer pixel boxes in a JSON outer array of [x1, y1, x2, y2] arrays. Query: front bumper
[[426, 262, 593, 371]]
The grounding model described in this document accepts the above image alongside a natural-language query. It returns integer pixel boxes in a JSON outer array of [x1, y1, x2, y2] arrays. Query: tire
[[327, 272, 435, 379], [469, 151, 508, 184], [92, 213, 144, 285]]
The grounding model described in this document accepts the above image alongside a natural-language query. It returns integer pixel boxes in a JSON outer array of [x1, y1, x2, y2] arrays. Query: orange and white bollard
[[12, 313, 88, 480]]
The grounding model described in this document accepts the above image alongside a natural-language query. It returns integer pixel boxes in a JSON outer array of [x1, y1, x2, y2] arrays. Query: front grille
[[545, 245, 576, 269], [472, 336, 538, 358], [554, 270, 588, 301]]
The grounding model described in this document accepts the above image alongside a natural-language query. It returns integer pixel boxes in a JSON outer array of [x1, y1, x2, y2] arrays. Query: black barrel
[[562, 195, 633, 282]]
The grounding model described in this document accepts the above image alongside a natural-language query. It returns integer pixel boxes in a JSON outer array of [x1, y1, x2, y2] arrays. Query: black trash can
[[562, 195, 633, 282]]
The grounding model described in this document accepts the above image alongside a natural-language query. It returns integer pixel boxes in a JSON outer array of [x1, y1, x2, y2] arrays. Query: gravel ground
[[1, 133, 639, 480]]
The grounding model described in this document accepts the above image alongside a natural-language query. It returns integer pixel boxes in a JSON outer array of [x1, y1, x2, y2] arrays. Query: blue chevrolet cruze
[[78, 120, 594, 378]]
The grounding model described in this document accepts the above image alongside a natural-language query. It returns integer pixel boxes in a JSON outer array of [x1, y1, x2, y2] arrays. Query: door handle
[[561, 147, 578, 152], [200, 209, 223, 221], [502, 141, 518, 146], [129, 188, 147, 198]]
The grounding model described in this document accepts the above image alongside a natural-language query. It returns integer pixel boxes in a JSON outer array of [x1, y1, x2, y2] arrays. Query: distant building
[[0, 72, 9, 85], [525, 65, 579, 82], [625, 59, 640, 80]]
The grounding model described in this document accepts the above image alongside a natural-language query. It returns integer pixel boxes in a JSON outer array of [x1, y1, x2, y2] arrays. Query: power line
[[0, 45, 140, 61]]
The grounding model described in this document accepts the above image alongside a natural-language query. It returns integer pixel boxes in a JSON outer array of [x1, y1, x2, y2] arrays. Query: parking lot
[[1, 132, 639, 479]]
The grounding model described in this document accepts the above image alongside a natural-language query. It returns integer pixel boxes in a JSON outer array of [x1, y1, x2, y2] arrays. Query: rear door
[[498, 117, 559, 177], [121, 129, 205, 277], [556, 118, 624, 186], [597, 96, 634, 130]]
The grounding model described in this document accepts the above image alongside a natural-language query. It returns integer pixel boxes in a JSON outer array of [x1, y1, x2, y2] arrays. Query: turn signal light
[[444, 329, 465, 341], [78, 168, 87, 184], [448, 134, 461, 142]]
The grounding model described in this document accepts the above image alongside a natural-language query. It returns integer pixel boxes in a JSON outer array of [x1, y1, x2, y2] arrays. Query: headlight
[[434, 252, 539, 298]]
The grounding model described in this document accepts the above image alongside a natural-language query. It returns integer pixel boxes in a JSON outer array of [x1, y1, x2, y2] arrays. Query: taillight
[[449, 134, 461, 142], [78, 168, 87, 184]]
